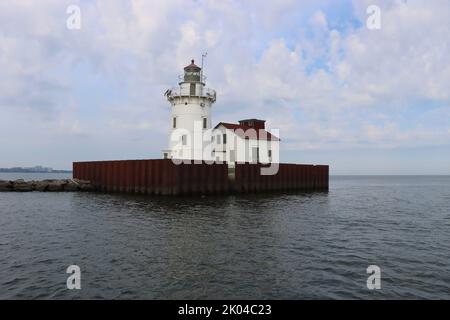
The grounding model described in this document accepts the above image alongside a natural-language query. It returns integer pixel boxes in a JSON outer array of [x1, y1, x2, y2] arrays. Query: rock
[[64, 180, 80, 192], [0, 178, 93, 192], [73, 179, 91, 185], [72, 179, 94, 191], [12, 179, 33, 192], [35, 180, 49, 192], [47, 180, 65, 192], [79, 183, 95, 192], [0, 180, 12, 191]]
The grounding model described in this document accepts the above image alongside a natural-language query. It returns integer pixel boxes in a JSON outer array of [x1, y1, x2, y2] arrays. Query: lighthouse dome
[[183, 59, 201, 82]]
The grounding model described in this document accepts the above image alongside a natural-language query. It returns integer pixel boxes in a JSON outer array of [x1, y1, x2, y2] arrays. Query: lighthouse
[[73, 61, 329, 194], [163, 59, 217, 160]]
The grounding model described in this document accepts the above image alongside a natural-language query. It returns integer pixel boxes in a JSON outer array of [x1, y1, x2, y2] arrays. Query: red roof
[[215, 122, 280, 141]]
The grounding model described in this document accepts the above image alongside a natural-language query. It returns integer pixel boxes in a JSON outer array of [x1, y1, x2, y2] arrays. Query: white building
[[212, 120, 280, 165], [164, 60, 279, 164]]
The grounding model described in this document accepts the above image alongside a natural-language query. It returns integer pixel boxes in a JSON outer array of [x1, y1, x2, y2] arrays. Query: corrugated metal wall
[[233, 163, 329, 193], [73, 160, 328, 195]]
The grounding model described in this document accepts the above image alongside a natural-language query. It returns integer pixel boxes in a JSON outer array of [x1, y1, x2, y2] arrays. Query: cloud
[[0, 0, 449, 172]]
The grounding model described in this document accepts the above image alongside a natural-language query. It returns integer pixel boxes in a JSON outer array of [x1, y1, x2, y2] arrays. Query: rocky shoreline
[[0, 179, 94, 192]]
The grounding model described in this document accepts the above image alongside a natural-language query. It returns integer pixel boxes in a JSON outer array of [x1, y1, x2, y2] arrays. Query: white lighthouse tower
[[163, 59, 217, 160]]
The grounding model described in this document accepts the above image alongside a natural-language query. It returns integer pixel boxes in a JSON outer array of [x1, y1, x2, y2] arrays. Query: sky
[[0, 0, 449, 174]]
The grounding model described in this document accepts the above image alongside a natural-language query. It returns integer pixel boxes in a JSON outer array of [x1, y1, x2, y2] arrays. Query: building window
[[223, 134, 227, 144], [211, 135, 214, 142], [173, 117, 177, 128], [203, 117, 207, 129], [182, 135, 187, 145], [268, 150, 272, 158], [190, 83, 195, 95], [216, 134, 221, 144]]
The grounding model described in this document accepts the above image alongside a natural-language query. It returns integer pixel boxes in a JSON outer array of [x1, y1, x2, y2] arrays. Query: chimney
[[239, 119, 266, 130]]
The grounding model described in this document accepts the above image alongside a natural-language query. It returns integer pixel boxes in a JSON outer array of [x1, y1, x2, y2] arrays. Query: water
[[0, 175, 449, 299]]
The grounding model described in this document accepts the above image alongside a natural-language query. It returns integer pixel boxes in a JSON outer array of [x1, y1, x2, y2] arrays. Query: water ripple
[[0, 176, 450, 299]]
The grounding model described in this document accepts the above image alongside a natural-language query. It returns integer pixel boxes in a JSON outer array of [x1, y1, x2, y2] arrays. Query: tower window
[[173, 117, 177, 128], [190, 83, 195, 95], [203, 118, 207, 129], [182, 135, 187, 145]]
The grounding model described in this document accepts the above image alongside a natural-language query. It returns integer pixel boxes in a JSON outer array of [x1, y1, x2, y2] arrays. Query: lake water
[[0, 175, 449, 299]]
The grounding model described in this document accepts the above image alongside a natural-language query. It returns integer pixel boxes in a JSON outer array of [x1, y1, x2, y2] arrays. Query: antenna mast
[[201, 52, 207, 82]]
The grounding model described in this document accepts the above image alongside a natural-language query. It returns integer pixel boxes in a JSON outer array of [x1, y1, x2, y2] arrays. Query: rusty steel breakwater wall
[[73, 159, 328, 195]]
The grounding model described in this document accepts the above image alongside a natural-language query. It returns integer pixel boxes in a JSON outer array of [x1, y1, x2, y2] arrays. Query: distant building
[[29, 166, 53, 173], [164, 60, 279, 164]]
